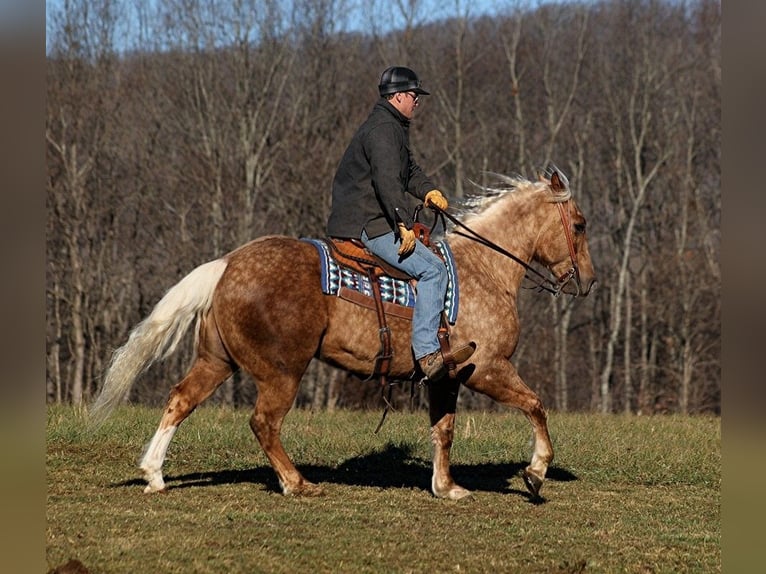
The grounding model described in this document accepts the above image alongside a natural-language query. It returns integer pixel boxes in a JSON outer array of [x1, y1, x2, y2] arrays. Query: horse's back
[[224, 235, 319, 273]]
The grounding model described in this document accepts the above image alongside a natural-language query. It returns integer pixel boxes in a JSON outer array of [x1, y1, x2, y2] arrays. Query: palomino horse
[[91, 166, 596, 500]]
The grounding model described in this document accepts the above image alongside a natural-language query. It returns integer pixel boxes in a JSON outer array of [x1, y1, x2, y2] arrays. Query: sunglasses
[[404, 91, 419, 104]]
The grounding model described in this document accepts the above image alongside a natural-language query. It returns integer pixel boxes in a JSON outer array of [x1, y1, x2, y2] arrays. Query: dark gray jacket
[[327, 99, 435, 239]]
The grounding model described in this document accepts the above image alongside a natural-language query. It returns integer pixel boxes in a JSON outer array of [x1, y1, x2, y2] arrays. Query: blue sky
[[45, 0, 547, 54]]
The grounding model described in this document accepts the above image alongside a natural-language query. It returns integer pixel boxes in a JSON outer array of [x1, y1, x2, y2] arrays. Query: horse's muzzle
[[561, 274, 596, 297]]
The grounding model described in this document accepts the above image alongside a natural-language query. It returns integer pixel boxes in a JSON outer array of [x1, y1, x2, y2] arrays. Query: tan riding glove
[[425, 189, 448, 211], [397, 223, 416, 256]]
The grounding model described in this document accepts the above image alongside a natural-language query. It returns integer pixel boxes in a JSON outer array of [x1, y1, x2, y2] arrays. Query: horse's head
[[534, 167, 597, 297]]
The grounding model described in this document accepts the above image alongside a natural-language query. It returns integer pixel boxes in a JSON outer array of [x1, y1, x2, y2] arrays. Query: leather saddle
[[323, 238, 415, 321], [325, 238, 414, 281], [326, 218, 440, 280]]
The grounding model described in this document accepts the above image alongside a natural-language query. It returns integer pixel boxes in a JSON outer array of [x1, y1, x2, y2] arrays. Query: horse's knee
[[431, 414, 455, 448]]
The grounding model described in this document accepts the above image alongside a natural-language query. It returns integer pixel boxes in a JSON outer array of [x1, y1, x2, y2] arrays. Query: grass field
[[46, 405, 720, 573]]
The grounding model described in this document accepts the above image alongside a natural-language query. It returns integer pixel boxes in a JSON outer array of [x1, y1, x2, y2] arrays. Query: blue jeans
[[362, 230, 447, 359]]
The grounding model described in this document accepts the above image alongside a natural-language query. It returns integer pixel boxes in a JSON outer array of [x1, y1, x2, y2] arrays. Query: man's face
[[392, 91, 420, 119]]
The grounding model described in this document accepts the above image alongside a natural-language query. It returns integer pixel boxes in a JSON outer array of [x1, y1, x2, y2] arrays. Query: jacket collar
[[376, 98, 410, 127]]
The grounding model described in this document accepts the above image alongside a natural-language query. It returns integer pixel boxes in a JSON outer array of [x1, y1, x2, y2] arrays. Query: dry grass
[[47, 405, 720, 573]]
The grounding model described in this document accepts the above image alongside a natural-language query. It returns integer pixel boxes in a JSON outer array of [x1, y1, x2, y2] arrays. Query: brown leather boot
[[418, 342, 476, 381]]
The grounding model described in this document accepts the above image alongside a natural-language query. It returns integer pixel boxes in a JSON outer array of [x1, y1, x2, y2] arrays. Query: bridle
[[428, 200, 583, 297], [554, 200, 583, 296]]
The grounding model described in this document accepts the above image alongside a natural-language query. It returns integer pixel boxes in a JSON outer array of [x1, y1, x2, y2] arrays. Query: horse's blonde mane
[[456, 167, 571, 224]]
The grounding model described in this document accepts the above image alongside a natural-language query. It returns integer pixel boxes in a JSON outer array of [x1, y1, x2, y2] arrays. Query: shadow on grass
[[114, 442, 577, 503]]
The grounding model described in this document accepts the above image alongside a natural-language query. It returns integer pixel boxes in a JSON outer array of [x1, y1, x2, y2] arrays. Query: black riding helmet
[[378, 66, 430, 97]]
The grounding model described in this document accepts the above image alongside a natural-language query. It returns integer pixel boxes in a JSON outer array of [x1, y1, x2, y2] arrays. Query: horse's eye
[[574, 223, 586, 234]]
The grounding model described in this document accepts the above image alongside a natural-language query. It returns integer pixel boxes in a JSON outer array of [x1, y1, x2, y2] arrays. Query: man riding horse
[[327, 66, 476, 382]]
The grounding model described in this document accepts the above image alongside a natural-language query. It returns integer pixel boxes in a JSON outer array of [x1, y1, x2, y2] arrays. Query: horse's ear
[[548, 166, 569, 194], [550, 170, 564, 192]]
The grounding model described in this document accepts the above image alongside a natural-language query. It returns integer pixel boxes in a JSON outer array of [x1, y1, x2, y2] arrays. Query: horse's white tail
[[89, 258, 228, 425]]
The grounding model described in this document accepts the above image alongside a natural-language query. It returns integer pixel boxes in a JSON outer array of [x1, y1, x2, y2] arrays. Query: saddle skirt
[[302, 237, 459, 324]]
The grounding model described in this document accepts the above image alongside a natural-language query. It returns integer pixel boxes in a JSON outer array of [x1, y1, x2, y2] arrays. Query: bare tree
[[425, 0, 486, 198], [47, 0, 122, 404], [45, 0, 720, 413], [593, 2, 678, 413]]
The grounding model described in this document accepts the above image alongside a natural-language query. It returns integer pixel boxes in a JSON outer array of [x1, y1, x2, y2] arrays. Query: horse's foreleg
[[140, 356, 233, 493], [428, 377, 472, 500], [466, 362, 553, 499], [520, 400, 553, 498]]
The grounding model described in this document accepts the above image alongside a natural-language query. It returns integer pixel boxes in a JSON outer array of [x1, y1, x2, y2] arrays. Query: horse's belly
[[320, 298, 416, 378]]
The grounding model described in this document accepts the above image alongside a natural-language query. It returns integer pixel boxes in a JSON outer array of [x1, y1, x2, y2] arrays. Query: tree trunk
[[637, 264, 650, 415], [554, 298, 573, 411], [623, 269, 632, 414]]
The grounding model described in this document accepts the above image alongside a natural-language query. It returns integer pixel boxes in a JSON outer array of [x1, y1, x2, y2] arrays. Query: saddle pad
[[302, 238, 459, 324]]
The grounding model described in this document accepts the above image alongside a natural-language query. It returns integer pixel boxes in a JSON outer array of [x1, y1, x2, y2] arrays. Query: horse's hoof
[[432, 478, 473, 500], [446, 486, 473, 501], [522, 468, 544, 499], [284, 481, 324, 497], [300, 482, 324, 497], [143, 482, 167, 494]]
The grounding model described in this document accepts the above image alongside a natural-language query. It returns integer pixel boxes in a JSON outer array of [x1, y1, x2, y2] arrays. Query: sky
[[45, 0, 547, 54]]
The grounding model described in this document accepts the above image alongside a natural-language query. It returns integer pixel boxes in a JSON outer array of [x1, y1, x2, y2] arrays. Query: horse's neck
[[449, 192, 543, 294]]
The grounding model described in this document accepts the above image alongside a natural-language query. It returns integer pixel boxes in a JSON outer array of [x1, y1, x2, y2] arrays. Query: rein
[[432, 203, 581, 297]]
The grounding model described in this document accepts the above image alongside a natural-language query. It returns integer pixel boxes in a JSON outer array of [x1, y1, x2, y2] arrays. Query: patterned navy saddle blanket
[[302, 238, 459, 324]]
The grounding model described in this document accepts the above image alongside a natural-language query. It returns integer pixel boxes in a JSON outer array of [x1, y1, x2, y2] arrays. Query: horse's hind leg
[[248, 369, 322, 496], [428, 375, 472, 500], [140, 316, 234, 493]]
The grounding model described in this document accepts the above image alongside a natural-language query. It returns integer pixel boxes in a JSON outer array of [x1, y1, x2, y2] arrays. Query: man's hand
[[425, 189, 448, 211], [397, 223, 416, 256]]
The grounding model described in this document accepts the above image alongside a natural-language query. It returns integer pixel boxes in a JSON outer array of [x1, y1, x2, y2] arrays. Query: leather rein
[[431, 201, 583, 297]]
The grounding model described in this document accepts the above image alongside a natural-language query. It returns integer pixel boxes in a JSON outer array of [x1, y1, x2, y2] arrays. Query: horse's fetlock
[[142, 467, 166, 493], [430, 417, 455, 443]]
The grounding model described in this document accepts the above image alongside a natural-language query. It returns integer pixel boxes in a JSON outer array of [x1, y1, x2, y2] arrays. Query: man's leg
[[361, 230, 446, 359]]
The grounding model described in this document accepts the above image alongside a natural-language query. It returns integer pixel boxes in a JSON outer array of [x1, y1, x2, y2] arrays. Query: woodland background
[[45, 0, 721, 414]]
